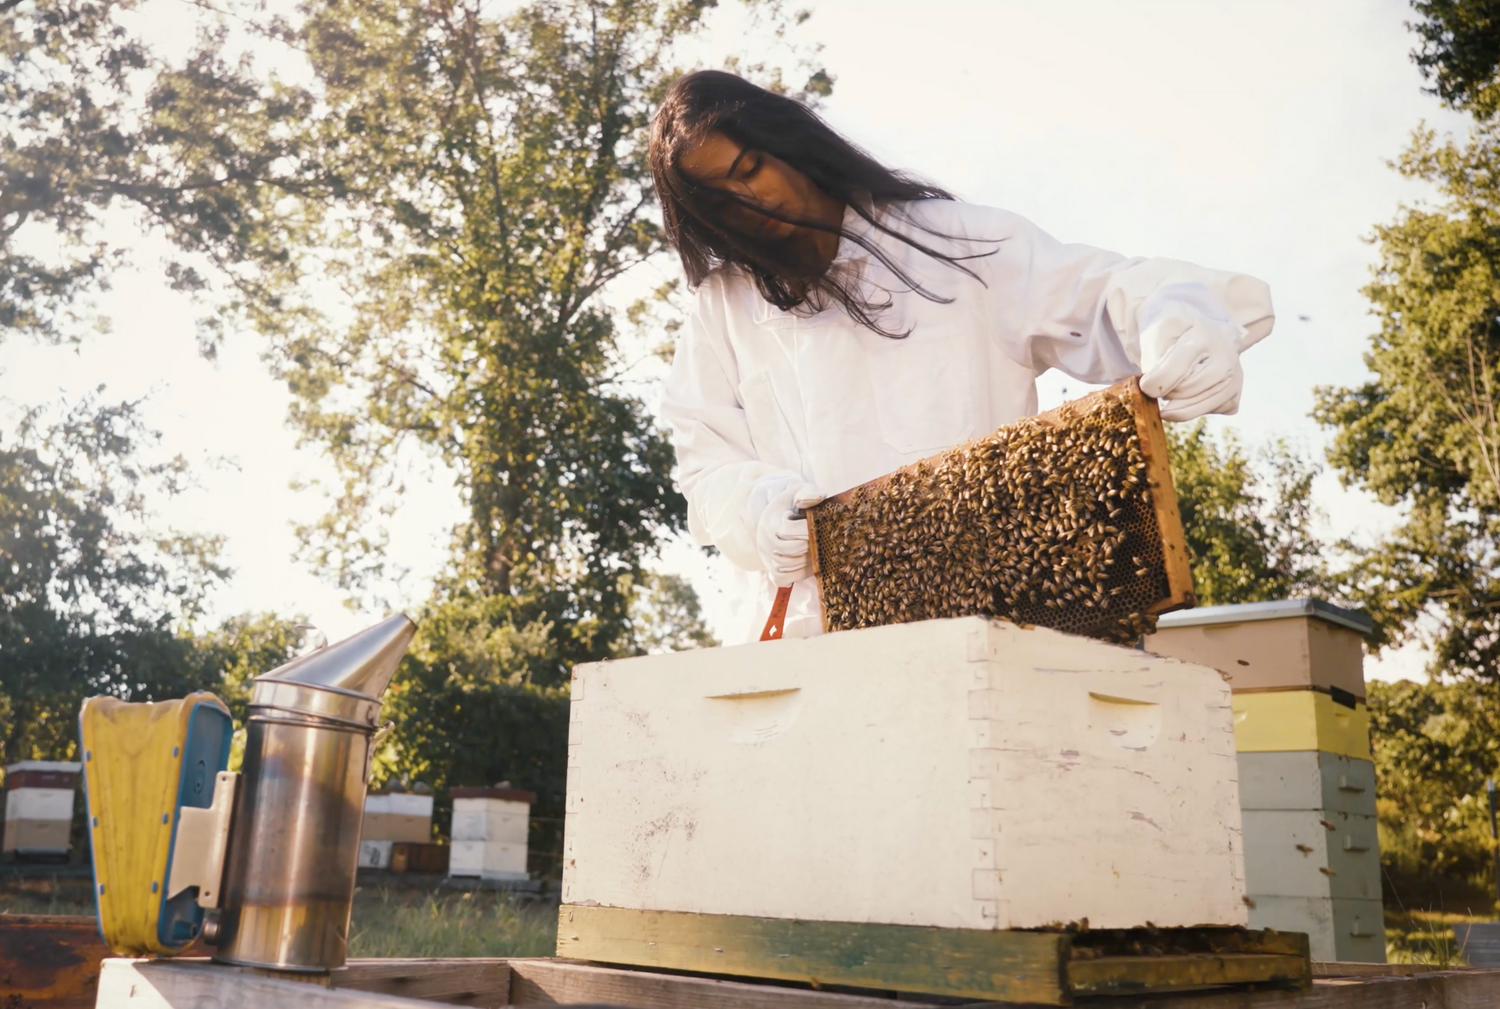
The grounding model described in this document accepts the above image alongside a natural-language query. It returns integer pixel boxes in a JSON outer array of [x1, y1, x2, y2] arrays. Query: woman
[[653, 71, 1274, 641]]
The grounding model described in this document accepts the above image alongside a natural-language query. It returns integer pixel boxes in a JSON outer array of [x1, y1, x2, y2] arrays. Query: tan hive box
[[1143, 598, 1368, 699]]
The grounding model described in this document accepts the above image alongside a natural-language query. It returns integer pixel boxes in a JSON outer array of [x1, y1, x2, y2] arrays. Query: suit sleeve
[[659, 280, 804, 574], [976, 209, 1274, 383]]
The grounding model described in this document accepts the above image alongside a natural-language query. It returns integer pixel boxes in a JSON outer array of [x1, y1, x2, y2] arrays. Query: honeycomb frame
[[806, 378, 1196, 642]]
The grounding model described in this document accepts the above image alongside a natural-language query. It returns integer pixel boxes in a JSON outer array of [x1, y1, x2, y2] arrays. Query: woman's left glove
[[1137, 289, 1251, 422], [754, 480, 826, 587]]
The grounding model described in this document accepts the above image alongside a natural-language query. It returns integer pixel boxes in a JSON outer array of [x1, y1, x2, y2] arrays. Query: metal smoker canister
[[213, 613, 415, 972]]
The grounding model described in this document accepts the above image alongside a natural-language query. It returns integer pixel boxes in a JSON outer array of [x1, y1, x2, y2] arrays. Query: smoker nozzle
[[258, 613, 416, 700]]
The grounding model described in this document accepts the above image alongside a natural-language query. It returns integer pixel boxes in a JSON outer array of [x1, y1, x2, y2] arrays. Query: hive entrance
[[807, 379, 1195, 643]]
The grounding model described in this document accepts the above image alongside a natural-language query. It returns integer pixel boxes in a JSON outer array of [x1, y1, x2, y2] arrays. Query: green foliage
[[1314, 121, 1500, 669], [373, 572, 714, 874], [188, 612, 310, 725], [0, 395, 216, 763], [1410, 0, 1500, 117], [379, 595, 573, 874], [615, 571, 719, 655], [0, 393, 302, 765], [1369, 676, 1500, 911], [1165, 421, 1328, 607], [1, 0, 143, 341]]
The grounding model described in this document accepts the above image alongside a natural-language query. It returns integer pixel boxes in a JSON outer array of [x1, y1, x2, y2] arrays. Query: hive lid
[[259, 613, 417, 699], [1154, 598, 1372, 636], [4, 760, 83, 774], [451, 785, 538, 804]]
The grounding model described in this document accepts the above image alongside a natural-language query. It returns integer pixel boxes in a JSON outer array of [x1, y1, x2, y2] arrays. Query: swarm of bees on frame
[[809, 389, 1174, 644]]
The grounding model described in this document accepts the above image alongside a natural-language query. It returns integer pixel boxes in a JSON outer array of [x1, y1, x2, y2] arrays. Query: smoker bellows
[[808, 378, 1194, 642]]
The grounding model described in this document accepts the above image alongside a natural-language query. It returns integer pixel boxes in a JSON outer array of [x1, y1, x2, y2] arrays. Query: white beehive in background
[[448, 786, 534, 881], [361, 790, 434, 844], [562, 616, 1246, 931], [3, 761, 82, 857]]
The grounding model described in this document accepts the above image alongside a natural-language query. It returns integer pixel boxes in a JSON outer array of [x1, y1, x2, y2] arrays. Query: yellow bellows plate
[[79, 692, 232, 955], [1231, 690, 1370, 760]]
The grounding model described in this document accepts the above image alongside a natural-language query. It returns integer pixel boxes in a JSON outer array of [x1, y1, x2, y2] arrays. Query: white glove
[[1138, 288, 1250, 422], [754, 480, 826, 587]]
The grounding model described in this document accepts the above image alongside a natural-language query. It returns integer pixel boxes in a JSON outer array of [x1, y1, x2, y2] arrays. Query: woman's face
[[677, 131, 840, 241]]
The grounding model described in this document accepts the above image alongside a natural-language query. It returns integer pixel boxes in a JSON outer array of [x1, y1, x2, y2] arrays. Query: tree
[[1410, 0, 1500, 117], [1166, 421, 1328, 608], [1368, 675, 1500, 909], [5, 0, 788, 854], [0, 395, 300, 765], [1314, 122, 1500, 672], [69, 0, 818, 684]]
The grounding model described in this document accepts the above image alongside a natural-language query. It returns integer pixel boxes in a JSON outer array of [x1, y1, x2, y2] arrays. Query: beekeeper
[[652, 71, 1274, 641]]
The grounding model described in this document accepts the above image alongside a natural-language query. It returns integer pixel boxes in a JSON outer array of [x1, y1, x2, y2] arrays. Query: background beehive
[[808, 379, 1194, 642]]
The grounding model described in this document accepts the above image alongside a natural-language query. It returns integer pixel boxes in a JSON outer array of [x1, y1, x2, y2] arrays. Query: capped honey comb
[[807, 379, 1195, 643]]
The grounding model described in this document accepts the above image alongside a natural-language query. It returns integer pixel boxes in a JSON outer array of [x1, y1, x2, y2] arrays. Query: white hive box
[[358, 838, 394, 869], [3, 761, 82, 855], [562, 616, 1246, 931], [361, 791, 433, 843], [448, 786, 534, 880]]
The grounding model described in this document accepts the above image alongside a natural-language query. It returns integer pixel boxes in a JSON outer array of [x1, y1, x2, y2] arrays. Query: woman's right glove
[[753, 479, 826, 587], [1136, 282, 1251, 422]]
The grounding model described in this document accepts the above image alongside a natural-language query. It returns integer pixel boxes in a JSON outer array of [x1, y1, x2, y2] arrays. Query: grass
[[8, 874, 1483, 967], [0, 874, 95, 916], [348, 885, 557, 958], [1384, 905, 1491, 966], [0, 876, 558, 959]]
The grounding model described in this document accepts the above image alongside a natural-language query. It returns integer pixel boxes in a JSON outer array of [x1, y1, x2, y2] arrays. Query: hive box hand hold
[[807, 379, 1194, 642]]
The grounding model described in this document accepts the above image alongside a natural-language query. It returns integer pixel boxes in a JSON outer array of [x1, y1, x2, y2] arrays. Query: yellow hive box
[[1231, 690, 1370, 761]]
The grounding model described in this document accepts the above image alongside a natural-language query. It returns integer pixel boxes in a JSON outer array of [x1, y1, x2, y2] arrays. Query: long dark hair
[[649, 71, 993, 337]]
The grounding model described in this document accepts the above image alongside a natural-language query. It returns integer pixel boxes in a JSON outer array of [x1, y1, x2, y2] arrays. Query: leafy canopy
[[1315, 121, 1500, 676], [1165, 421, 1328, 609], [0, 395, 299, 764], [1411, 0, 1500, 117], [105, 0, 820, 688]]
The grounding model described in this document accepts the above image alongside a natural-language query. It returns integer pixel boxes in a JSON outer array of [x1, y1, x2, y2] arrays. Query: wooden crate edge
[[1129, 378, 1196, 615], [555, 904, 1072, 1005]]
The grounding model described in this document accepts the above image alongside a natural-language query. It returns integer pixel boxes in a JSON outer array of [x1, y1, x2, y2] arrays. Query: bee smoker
[[81, 613, 417, 972]]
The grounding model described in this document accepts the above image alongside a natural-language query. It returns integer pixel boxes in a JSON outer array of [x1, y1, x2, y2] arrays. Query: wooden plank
[[555, 904, 1070, 1004], [0, 914, 110, 1009], [1313, 960, 1447, 976], [336, 958, 512, 1007], [94, 958, 451, 1008], [1083, 968, 1500, 1009], [1129, 377, 1195, 614], [89, 955, 1500, 1009], [1067, 952, 1309, 996], [511, 957, 1500, 1009], [507, 958, 907, 1008]]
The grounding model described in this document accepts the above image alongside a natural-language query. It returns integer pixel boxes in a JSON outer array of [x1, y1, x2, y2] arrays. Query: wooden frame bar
[[1126, 377, 1195, 614], [553, 905, 1309, 1005]]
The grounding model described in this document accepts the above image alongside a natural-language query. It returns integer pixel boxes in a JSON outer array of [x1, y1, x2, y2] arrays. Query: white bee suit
[[660, 199, 1274, 642]]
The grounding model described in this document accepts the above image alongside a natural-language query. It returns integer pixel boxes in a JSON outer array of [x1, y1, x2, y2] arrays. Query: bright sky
[[2, 0, 1466, 680]]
